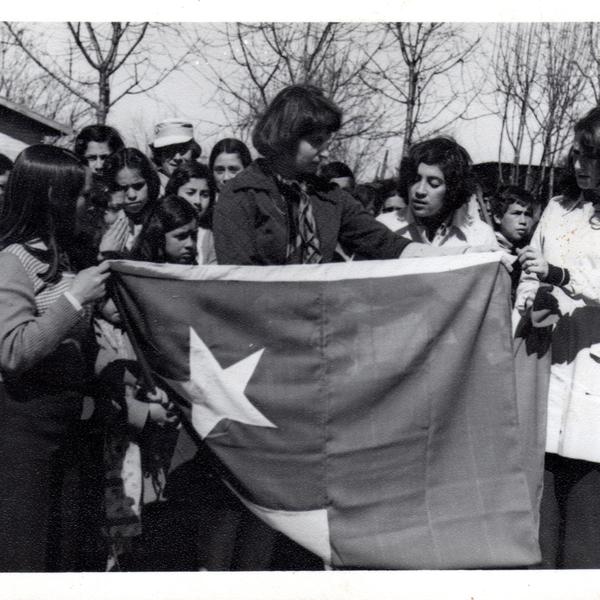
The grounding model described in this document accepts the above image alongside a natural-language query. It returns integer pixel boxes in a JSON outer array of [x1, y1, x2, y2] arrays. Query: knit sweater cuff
[[544, 264, 570, 287], [64, 291, 83, 312]]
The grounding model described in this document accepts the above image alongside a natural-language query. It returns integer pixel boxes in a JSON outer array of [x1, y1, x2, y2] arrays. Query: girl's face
[[164, 219, 198, 264], [408, 163, 447, 220], [293, 130, 331, 176], [573, 134, 600, 191], [114, 167, 149, 216], [212, 152, 244, 190], [177, 178, 210, 217]]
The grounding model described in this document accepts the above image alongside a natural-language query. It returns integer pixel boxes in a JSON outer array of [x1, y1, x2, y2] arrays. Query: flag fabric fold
[[109, 253, 542, 569]]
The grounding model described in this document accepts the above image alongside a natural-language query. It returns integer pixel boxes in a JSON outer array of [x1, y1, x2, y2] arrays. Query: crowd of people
[[0, 83, 598, 572]]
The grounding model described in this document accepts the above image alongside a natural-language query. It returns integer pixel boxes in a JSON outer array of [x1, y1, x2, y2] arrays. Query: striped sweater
[[0, 243, 87, 381]]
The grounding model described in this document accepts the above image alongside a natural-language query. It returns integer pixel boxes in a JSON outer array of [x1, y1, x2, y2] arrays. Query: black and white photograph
[[0, 5, 599, 598]]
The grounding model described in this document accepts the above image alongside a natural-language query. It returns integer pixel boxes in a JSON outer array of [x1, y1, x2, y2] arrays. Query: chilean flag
[[109, 253, 542, 569]]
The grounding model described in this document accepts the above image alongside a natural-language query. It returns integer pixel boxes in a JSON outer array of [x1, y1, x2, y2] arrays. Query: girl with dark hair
[[515, 106, 600, 568], [0, 144, 110, 571], [212, 84, 503, 570], [214, 85, 497, 266], [377, 136, 497, 248], [209, 138, 252, 193], [95, 195, 194, 570], [99, 147, 161, 258], [166, 163, 217, 264], [131, 194, 199, 265]]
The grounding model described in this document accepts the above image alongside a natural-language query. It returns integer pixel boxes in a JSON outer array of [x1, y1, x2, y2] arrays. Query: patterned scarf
[[276, 175, 322, 264]]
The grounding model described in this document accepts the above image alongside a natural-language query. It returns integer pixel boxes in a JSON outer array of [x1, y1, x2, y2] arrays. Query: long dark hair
[[559, 106, 600, 202], [131, 194, 198, 263], [0, 144, 86, 281], [102, 147, 161, 213], [165, 162, 215, 229]]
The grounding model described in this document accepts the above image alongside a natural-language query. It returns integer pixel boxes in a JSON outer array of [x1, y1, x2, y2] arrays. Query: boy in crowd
[[150, 119, 201, 192], [74, 125, 125, 178], [490, 185, 538, 252], [490, 185, 539, 302]]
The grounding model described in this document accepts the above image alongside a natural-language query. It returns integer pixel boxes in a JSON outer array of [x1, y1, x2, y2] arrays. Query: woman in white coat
[[516, 106, 600, 568]]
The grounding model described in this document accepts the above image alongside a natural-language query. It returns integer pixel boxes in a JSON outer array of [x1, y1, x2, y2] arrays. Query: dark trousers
[[0, 386, 81, 572], [539, 452, 600, 569]]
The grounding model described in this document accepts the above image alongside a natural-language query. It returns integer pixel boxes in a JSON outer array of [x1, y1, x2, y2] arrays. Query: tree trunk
[[96, 71, 110, 124], [402, 67, 418, 158]]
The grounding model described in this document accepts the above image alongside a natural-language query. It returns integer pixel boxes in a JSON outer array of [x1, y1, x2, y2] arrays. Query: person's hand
[[99, 212, 129, 255], [462, 245, 514, 271], [517, 246, 549, 279], [515, 287, 537, 316], [523, 289, 536, 312], [145, 387, 180, 427], [148, 402, 180, 427], [69, 261, 111, 305]]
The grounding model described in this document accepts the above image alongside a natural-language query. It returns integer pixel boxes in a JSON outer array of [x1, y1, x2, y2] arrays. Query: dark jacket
[[213, 159, 411, 265]]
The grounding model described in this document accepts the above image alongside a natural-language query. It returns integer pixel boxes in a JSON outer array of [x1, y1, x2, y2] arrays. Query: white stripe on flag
[[109, 252, 502, 283], [225, 482, 332, 565]]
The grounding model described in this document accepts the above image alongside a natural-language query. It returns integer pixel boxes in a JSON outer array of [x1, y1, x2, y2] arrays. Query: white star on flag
[[162, 327, 277, 438]]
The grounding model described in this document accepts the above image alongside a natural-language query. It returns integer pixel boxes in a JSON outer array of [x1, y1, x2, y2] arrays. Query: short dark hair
[[0, 153, 13, 175], [208, 138, 252, 173], [490, 185, 536, 221], [102, 147, 161, 211], [165, 162, 215, 229], [131, 194, 198, 263], [151, 139, 202, 167], [398, 136, 476, 213], [320, 161, 354, 182], [74, 124, 125, 157], [559, 106, 600, 202], [0, 144, 86, 281], [252, 84, 342, 159]]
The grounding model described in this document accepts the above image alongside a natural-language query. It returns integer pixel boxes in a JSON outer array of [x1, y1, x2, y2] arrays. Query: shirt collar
[[399, 204, 472, 244]]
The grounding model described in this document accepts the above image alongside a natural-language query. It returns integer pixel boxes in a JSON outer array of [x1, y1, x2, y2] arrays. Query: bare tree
[[201, 22, 388, 177], [531, 23, 589, 198], [491, 22, 590, 199], [3, 22, 199, 125], [362, 23, 481, 158], [0, 24, 89, 126], [573, 23, 600, 104], [491, 23, 544, 188]]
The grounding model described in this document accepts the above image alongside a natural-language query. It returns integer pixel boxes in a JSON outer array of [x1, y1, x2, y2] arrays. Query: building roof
[[0, 96, 73, 137]]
